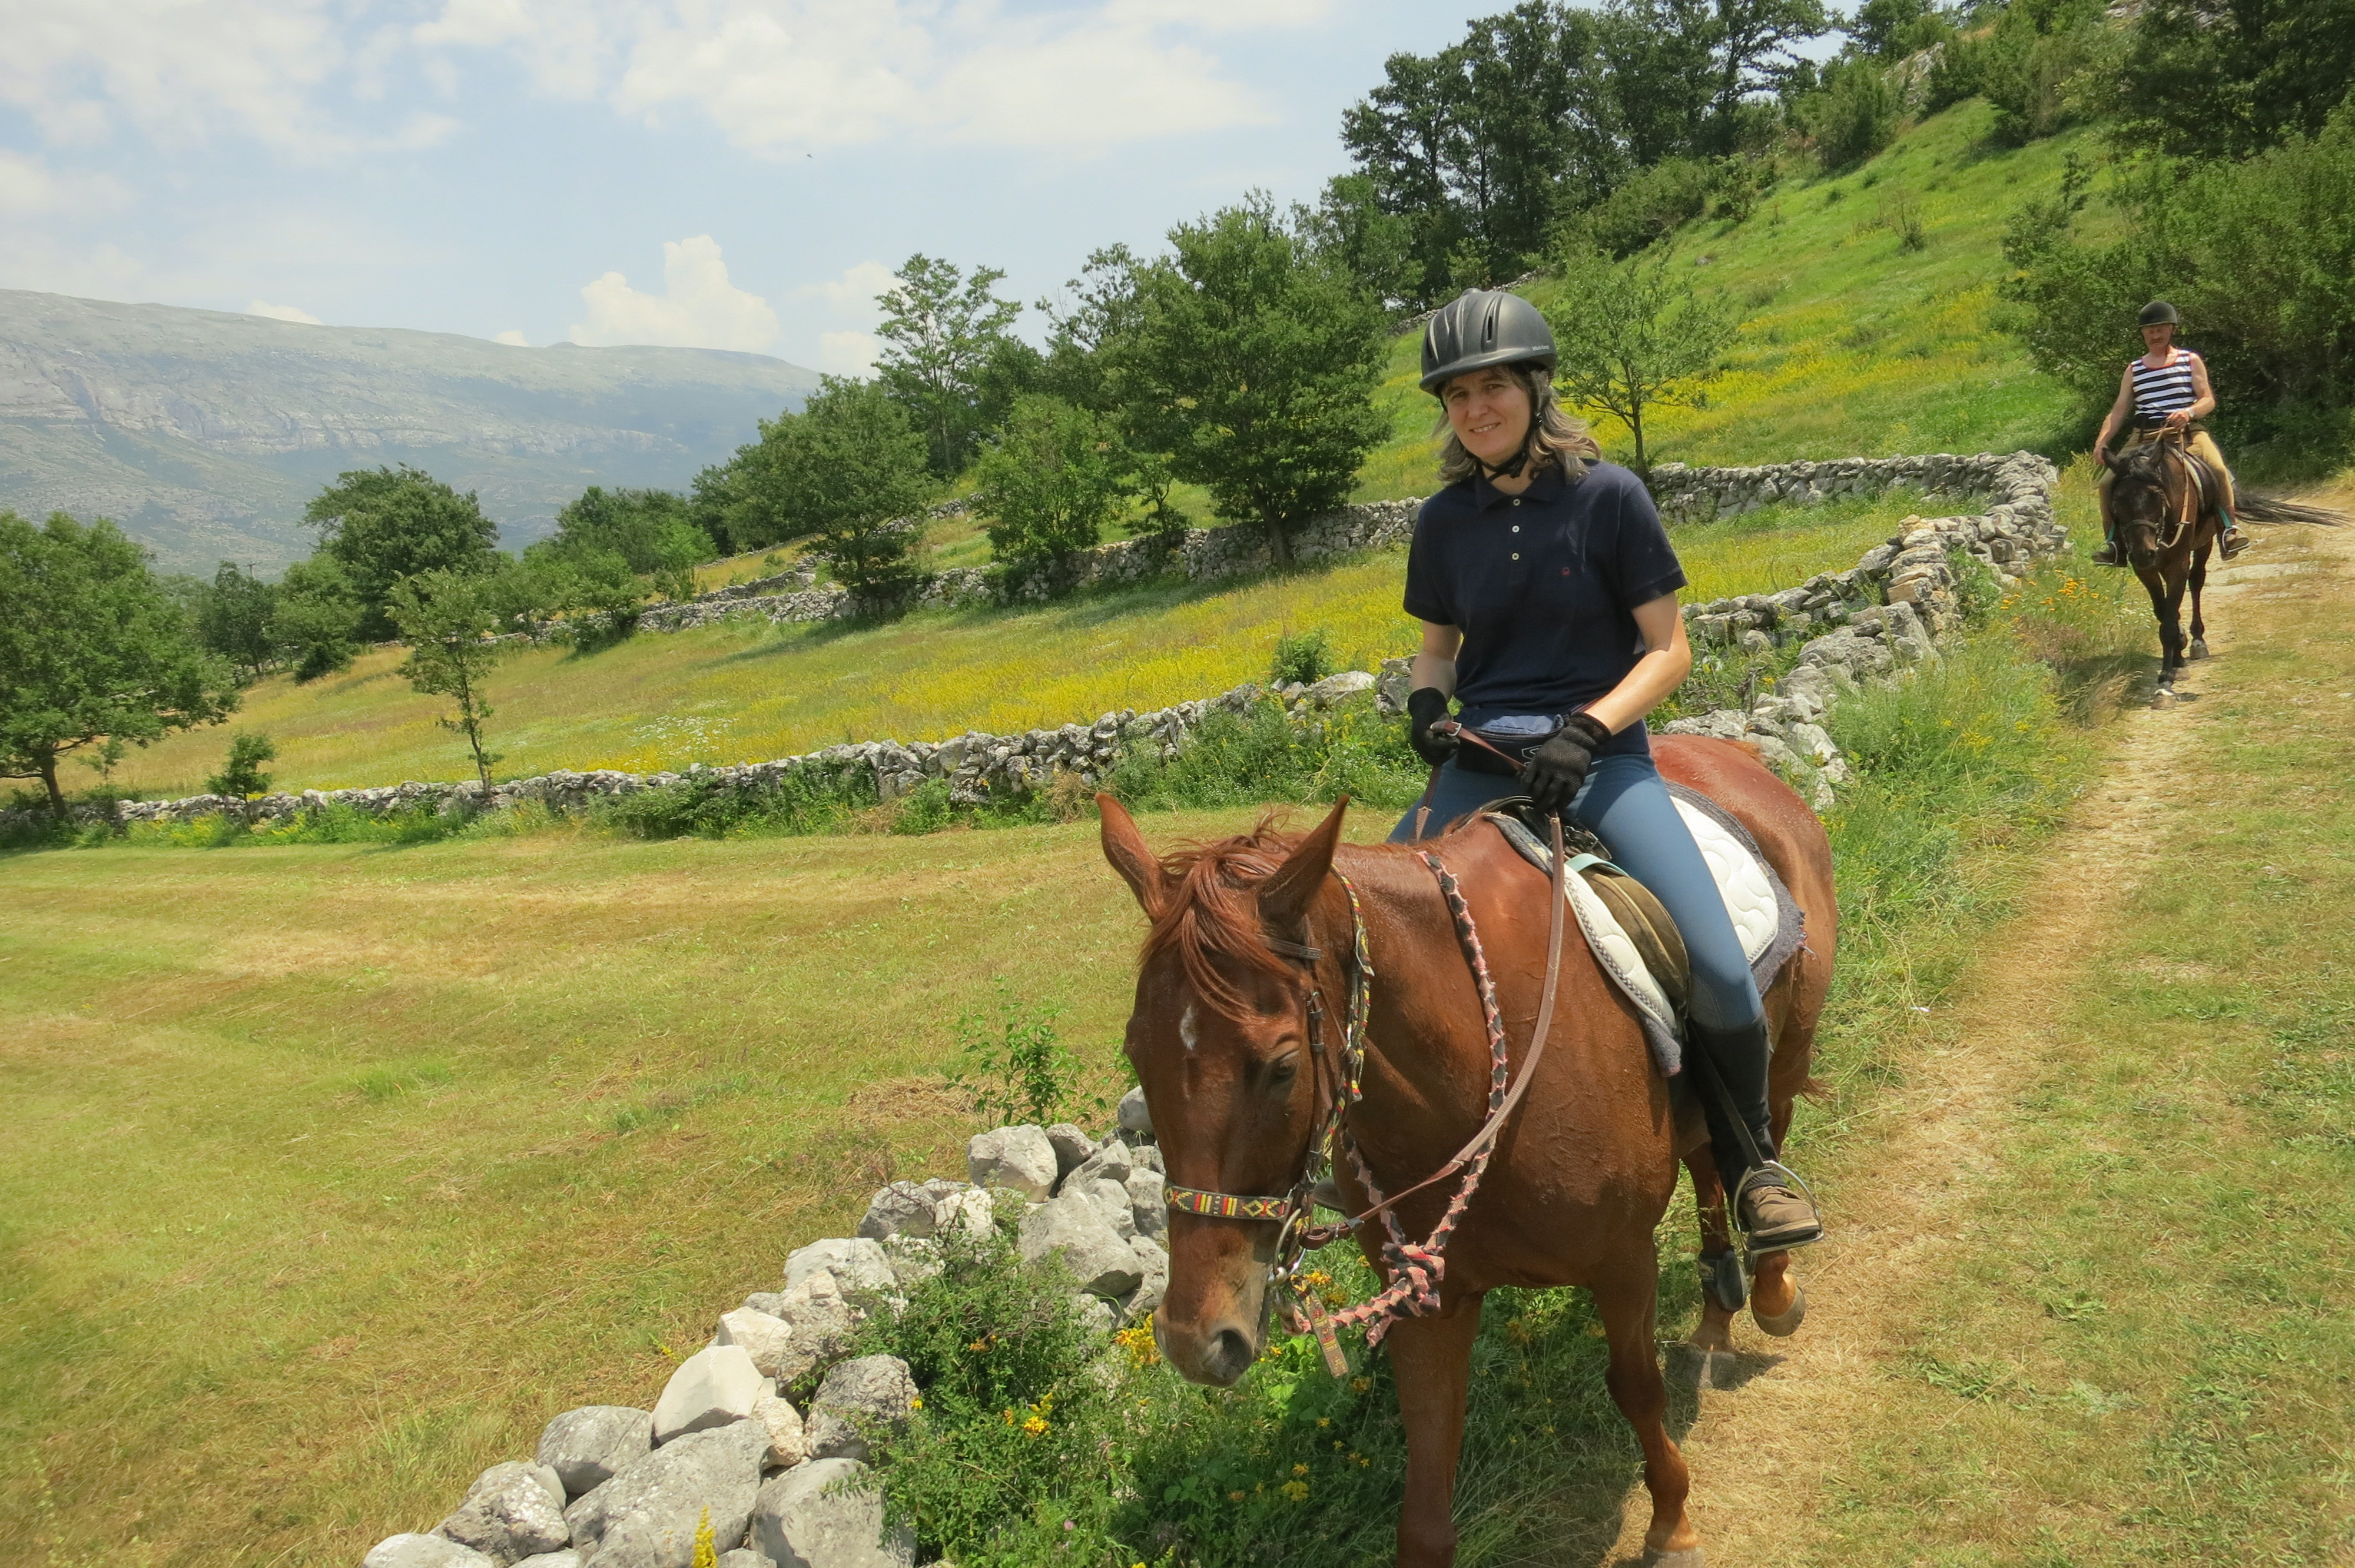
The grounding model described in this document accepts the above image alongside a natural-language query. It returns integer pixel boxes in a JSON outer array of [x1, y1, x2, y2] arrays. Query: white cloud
[[493, 328, 530, 346], [818, 330, 878, 374], [0, 149, 128, 215], [805, 259, 895, 323], [248, 299, 323, 324], [568, 234, 780, 352]]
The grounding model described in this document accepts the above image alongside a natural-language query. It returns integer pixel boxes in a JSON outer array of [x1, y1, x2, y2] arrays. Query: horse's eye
[[1268, 1058, 1299, 1088]]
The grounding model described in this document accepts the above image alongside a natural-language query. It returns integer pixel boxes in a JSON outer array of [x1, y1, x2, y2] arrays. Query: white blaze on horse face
[[1180, 1001, 1202, 1054]]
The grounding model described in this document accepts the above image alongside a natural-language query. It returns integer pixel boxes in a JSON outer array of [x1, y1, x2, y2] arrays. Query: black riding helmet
[[1421, 288, 1556, 394], [2139, 299, 2181, 328]]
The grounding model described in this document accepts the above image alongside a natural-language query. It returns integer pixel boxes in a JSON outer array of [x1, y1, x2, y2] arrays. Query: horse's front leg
[[2141, 567, 2184, 692], [1596, 1251, 1703, 1562], [1385, 1295, 1484, 1568], [2188, 544, 2212, 659]]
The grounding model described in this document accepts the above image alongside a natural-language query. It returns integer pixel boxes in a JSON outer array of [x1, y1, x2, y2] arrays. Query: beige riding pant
[[2098, 426, 2237, 520]]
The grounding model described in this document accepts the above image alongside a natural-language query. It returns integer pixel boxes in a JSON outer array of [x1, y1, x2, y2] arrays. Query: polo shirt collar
[[1471, 460, 1570, 511]]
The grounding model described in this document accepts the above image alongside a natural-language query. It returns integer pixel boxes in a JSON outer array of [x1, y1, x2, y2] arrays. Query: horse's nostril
[[1210, 1326, 1255, 1382]]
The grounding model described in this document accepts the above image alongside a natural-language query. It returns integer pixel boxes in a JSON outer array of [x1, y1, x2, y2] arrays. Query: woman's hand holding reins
[[1521, 713, 1612, 812], [1407, 687, 1459, 768]]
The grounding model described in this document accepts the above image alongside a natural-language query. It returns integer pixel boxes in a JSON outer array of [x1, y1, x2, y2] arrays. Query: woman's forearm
[[1411, 652, 1457, 698], [1584, 646, 1689, 735]]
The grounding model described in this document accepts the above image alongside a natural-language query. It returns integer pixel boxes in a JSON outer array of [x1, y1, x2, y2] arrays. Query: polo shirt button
[[1511, 525, 1520, 533], [1511, 552, 1520, 560], [1511, 499, 1521, 506]]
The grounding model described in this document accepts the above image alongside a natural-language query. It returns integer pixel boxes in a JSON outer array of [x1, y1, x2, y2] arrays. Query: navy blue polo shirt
[[1402, 459, 1686, 759]]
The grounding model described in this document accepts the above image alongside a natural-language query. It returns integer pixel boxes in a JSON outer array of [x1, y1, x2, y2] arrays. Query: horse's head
[[1098, 794, 1348, 1387], [2110, 440, 2178, 566]]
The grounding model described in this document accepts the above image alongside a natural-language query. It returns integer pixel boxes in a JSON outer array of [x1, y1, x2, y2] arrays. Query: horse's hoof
[[2152, 688, 2175, 709], [1644, 1547, 1707, 1567], [2190, 639, 2210, 660], [1753, 1282, 1807, 1337]]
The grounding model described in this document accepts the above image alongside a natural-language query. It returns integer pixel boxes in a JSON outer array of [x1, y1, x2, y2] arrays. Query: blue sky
[[1, 1, 1518, 372]]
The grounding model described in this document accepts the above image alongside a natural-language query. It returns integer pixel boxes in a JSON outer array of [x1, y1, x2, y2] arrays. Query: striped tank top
[[2130, 353, 2198, 424]]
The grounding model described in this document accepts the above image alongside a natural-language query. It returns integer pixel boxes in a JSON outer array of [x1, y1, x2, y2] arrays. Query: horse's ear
[[1259, 797, 1351, 930], [1098, 793, 1169, 918]]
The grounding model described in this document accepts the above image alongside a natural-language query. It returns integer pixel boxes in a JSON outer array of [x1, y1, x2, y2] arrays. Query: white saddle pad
[[1555, 799, 1782, 1044]]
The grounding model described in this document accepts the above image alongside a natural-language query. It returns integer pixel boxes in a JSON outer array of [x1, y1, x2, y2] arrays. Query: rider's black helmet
[[1421, 289, 1556, 394], [2138, 299, 2181, 328]]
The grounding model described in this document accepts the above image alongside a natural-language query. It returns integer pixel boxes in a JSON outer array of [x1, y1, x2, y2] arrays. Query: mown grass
[[104, 487, 1928, 800]]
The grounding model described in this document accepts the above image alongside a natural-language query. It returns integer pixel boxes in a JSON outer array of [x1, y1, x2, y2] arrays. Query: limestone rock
[[716, 1309, 796, 1380], [855, 1181, 936, 1241], [1077, 1177, 1137, 1240], [364, 1536, 496, 1568], [1126, 1168, 1167, 1240], [784, 1238, 894, 1299], [1303, 670, 1375, 706], [538, 1407, 653, 1498], [965, 1126, 1057, 1201], [1120, 1234, 1170, 1324], [752, 1392, 808, 1469], [513, 1553, 582, 1568], [1066, 1141, 1133, 1189], [930, 1185, 995, 1241], [768, 1272, 861, 1384], [1018, 1191, 1144, 1298], [714, 1553, 768, 1568], [804, 1355, 918, 1463], [653, 1343, 765, 1443], [437, 1461, 571, 1564], [1044, 1124, 1094, 1178], [1116, 1085, 1153, 1136], [1072, 1293, 1117, 1334], [752, 1458, 914, 1568], [742, 1291, 788, 1318], [563, 1421, 767, 1568]]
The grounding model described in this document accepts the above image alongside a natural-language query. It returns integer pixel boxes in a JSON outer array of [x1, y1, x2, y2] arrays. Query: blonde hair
[[1434, 363, 1600, 486]]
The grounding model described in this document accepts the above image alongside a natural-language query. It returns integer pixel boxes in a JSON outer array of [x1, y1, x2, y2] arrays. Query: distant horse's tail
[[2236, 493, 2349, 527]]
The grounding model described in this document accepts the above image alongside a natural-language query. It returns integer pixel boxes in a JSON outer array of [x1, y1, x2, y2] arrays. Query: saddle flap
[[1582, 865, 1693, 1020]]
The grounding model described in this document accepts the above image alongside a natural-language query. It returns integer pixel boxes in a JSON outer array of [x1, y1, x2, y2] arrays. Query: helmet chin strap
[[1476, 427, 1538, 481]]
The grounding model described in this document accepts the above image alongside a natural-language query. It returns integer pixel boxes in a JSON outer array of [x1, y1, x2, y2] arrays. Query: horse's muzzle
[[1155, 1304, 1262, 1387]]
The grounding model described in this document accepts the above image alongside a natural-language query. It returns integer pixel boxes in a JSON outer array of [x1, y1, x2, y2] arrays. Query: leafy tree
[[1108, 198, 1389, 565], [206, 732, 277, 798], [304, 465, 502, 639], [751, 377, 936, 597], [1803, 56, 1902, 169], [0, 511, 238, 813], [1845, 0, 1951, 58], [875, 255, 1026, 476], [974, 396, 1137, 576], [196, 562, 279, 680], [543, 486, 713, 601], [1299, 174, 1423, 311], [387, 569, 509, 791], [2106, 0, 2355, 160], [272, 555, 366, 681], [1543, 244, 1742, 473]]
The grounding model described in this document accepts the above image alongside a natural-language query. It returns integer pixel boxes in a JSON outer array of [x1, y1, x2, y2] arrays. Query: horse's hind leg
[[2188, 546, 2211, 659], [1684, 1151, 1740, 1354], [1596, 1254, 1703, 1562], [1385, 1296, 1484, 1568]]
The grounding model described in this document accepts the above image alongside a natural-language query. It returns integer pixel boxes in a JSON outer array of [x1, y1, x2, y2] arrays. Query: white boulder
[[652, 1344, 765, 1444]]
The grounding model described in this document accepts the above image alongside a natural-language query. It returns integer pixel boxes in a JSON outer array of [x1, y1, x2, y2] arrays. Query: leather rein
[[1159, 811, 1573, 1371]]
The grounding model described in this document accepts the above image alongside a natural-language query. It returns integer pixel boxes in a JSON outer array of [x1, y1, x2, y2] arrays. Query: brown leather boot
[[1737, 1168, 1825, 1251], [2092, 536, 2125, 567], [2220, 526, 2250, 560]]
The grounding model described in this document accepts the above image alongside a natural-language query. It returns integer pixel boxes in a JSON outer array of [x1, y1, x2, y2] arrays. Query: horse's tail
[[2235, 493, 2349, 527]]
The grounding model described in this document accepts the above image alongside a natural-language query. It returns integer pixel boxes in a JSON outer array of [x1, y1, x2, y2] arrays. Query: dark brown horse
[[2108, 433, 2227, 700], [1100, 735, 1836, 1567]]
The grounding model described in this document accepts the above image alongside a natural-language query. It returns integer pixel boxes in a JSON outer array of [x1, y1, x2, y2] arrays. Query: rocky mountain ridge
[[0, 290, 819, 572]]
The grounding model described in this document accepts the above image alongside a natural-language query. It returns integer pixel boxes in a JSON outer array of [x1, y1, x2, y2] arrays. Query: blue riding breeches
[[1387, 753, 1765, 1031]]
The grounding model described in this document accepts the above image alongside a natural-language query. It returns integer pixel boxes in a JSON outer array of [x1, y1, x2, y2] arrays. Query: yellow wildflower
[[1281, 1480, 1311, 1503]]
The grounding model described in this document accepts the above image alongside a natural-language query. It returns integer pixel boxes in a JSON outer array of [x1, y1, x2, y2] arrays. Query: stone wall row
[[18, 451, 2061, 835]]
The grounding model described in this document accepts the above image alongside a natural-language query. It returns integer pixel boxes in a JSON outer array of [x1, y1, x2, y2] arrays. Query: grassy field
[[107, 487, 1924, 798]]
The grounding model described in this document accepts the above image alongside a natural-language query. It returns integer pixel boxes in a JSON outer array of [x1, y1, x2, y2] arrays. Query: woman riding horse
[[1394, 288, 1822, 1253], [2093, 299, 2248, 566]]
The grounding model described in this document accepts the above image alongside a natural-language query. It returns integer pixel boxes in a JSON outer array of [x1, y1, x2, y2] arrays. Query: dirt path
[[1601, 516, 2350, 1567]]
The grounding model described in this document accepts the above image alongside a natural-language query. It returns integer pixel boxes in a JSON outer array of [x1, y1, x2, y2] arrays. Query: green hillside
[[105, 101, 2090, 799]]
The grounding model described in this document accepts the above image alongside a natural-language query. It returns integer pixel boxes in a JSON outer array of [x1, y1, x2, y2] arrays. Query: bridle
[[1159, 814, 1573, 1374]]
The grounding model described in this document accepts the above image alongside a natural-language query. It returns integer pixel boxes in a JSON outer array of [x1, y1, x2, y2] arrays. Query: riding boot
[[1687, 1016, 1825, 1251], [2220, 520, 2250, 560], [2091, 529, 2125, 567]]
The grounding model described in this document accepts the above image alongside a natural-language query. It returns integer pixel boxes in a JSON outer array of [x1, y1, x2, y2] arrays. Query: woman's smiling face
[[1441, 367, 1533, 469]]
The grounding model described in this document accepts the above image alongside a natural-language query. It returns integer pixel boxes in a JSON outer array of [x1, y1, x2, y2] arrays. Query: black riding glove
[[1407, 687, 1458, 769], [1520, 713, 1613, 813]]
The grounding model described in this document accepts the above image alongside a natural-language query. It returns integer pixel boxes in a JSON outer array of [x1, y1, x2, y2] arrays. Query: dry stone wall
[[27, 451, 2062, 835]]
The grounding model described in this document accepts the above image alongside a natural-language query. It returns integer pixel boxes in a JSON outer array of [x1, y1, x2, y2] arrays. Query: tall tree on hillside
[[387, 569, 509, 792], [304, 465, 502, 640], [540, 486, 712, 602], [1109, 198, 1390, 565], [974, 394, 1143, 577], [2108, 0, 2355, 159], [0, 511, 238, 813], [754, 377, 937, 597], [197, 562, 280, 681], [271, 555, 367, 680], [1543, 244, 1742, 473], [875, 255, 1026, 476]]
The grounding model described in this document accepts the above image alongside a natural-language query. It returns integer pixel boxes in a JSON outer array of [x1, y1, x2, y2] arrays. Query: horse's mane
[[1139, 814, 1301, 1019]]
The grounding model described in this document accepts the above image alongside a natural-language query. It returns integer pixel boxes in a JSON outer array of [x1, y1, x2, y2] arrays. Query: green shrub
[[1103, 695, 1425, 816], [943, 980, 1089, 1127], [1269, 629, 1335, 687], [1806, 58, 1903, 171], [205, 732, 277, 798], [592, 765, 874, 840], [889, 779, 954, 836]]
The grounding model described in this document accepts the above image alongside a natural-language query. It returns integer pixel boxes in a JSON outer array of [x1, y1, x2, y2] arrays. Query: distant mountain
[[0, 290, 821, 573]]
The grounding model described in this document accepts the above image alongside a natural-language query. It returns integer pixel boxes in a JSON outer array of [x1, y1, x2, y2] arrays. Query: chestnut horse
[[1100, 735, 1835, 1567], [2108, 433, 2227, 699]]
